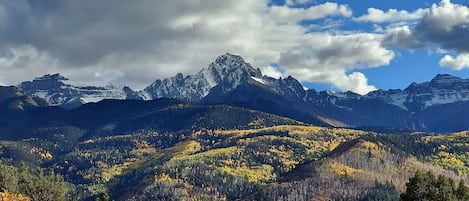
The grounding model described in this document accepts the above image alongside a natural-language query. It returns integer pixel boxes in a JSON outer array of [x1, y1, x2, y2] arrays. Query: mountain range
[[2, 53, 469, 132], [1, 53, 468, 201]]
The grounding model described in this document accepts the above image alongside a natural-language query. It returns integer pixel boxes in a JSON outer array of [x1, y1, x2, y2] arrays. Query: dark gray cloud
[[382, 26, 425, 49], [0, 0, 223, 66], [415, 18, 469, 53], [0, 0, 267, 87]]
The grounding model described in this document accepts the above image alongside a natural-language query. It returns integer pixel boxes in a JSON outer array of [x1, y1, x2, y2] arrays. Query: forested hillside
[[2, 122, 467, 200]]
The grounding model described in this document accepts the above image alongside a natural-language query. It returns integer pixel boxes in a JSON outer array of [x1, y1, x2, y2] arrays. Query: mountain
[[0, 86, 48, 110], [0, 97, 302, 141], [0, 86, 50, 140], [0, 86, 22, 103], [18, 73, 142, 109], [201, 75, 327, 125], [302, 90, 414, 128]]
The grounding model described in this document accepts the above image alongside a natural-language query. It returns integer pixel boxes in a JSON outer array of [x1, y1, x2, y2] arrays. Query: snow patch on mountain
[[389, 93, 408, 110], [251, 77, 267, 85]]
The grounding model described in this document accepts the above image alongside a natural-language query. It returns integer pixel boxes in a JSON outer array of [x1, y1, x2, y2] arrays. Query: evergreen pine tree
[[455, 180, 469, 201]]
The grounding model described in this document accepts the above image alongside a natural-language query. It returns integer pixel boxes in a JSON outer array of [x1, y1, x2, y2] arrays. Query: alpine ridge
[[367, 73, 469, 112]]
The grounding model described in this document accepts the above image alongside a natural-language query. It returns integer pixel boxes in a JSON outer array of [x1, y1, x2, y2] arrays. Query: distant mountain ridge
[[3, 53, 469, 131], [17, 73, 141, 109], [367, 74, 469, 112]]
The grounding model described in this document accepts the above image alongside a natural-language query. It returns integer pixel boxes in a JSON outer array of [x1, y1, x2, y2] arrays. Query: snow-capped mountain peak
[[214, 53, 246, 68], [431, 73, 463, 83], [366, 74, 469, 111], [35, 73, 68, 81], [143, 53, 264, 102], [18, 74, 140, 109]]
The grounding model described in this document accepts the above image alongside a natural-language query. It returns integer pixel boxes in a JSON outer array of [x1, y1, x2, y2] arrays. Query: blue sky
[[0, 0, 469, 94]]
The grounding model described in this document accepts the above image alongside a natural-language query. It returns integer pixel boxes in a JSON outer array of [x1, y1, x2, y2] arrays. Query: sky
[[1, 0, 469, 94]]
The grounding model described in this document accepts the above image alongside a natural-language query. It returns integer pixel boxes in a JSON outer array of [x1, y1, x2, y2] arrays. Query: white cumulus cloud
[[338, 72, 377, 94], [268, 2, 352, 24], [261, 66, 284, 79], [421, 0, 469, 32], [439, 54, 469, 70], [355, 7, 428, 23], [279, 33, 393, 95]]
